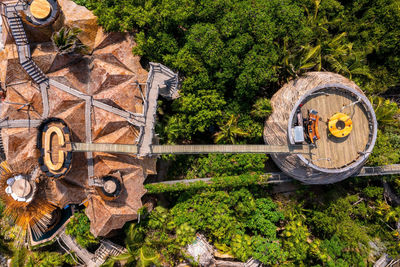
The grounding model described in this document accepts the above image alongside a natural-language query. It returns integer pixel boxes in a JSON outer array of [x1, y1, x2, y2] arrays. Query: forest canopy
[[75, 0, 399, 146]]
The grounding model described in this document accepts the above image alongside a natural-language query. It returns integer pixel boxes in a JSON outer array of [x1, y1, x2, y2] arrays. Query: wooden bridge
[[71, 143, 310, 155], [150, 164, 400, 187]]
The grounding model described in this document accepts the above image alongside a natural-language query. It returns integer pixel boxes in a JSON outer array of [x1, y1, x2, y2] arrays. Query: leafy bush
[[186, 153, 267, 178], [246, 198, 284, 238], [26, 251, 66, 267], [370, 96, 400, 127], [282, 220, 311, 263], [65, 211, 98, 249], [251, 98, 273, 120], [51, 27, 87, 55], [368, 130, 400, 166]]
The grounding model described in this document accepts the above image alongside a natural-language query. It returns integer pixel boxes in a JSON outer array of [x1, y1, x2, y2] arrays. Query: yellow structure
[[30, 0, 51, 20], [328, 112, 353, 138], [44, 126, 65, 171]]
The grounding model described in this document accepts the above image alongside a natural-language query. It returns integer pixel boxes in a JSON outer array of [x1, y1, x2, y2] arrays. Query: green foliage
[[282, 220, 311, 263], [26, 252, 65, 267], [71, 0, 400, 265], [246, 198, 284, 238], [10, 247, 28, 267], [370, 96, 400, 128], [169, 188, 283, 262], [74, 0, 400, 143], [317, 235, 365, 267], [368, 130, 400, 166], [66, 211, 98, 249], [214, 114, 248, 144], [251, 98, 273, 120], [113, 188, 284, 265], [10, 249, 72, 267], [310, 195, 370, 247], [144, 174, 269, 194], [163, 90, 226, 142], [252, 236, 287, 265], [230, 234, 253, 262], [51, 27, 87, 54], [186, 153, 267, 178], [362, 186, 384, 199]]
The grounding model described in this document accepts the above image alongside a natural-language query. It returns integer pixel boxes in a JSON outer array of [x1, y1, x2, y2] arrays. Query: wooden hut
[[0, 0, 156, 239], [264, 72, 377, 184]]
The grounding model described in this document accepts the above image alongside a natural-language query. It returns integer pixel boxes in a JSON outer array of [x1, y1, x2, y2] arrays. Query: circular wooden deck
[[30, 0, 51, 20], [299, 88, 372, 169]]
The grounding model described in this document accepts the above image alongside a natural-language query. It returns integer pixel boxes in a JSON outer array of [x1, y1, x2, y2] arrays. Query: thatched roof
[[0, 0, 156, 237]]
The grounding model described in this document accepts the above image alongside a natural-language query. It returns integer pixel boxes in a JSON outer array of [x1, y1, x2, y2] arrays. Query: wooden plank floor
[[300, 90, 371, 169]]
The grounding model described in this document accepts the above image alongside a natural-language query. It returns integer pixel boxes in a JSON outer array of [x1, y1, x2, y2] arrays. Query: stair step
[[24, 66, 34, 72], [37, 78, 48, 84], [26, 67, 35, 73], [31, 73, 41, 79], [22, 61, 32, 67]]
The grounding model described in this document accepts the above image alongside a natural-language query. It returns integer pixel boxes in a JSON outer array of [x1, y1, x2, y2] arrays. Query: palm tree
[[277, 0, 373, 81], [51, 27, 87, 55], [103, 224, 160, 266], [251, 98, 273, 119], [214, 115, 248, 144], [370, 96, 400, 127]]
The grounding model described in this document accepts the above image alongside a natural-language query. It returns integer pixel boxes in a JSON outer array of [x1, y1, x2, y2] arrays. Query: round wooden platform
[[30, 0, 51, 20], [300, 88, 371, 169]]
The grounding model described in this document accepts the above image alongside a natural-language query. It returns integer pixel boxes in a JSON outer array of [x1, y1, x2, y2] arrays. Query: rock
[[245, 258, 262, 267], [0, 253, 8, 267], [374, 254, 392, 267], [186, 234, 215, 266], [383, 180, 400, 206], [369, 240, 387, 262]]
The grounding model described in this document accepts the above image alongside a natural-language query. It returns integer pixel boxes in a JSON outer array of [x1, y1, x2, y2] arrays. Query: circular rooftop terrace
[[288, 85, 376, 172], [264, 72, 378, 184]]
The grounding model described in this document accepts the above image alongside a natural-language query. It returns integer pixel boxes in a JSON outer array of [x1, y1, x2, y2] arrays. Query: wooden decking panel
[[301, 90, 371, 169]]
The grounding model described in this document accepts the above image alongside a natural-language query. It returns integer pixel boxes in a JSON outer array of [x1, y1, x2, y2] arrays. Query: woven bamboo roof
[[0, 0, 156, 237]]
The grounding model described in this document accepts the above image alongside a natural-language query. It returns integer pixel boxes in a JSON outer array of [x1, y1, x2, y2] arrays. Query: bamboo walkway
[[58, 229, 126, 267], [138, 63, 179, 156], [72, 143, 310, 155], [150, 164, 400, 187], [59, 230, 96, 266]]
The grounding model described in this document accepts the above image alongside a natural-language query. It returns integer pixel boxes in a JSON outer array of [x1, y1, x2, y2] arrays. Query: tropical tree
[[251, 98, 273, 119], [278, 0, 373, 81], [26, 251, 65, 267], [214, 115, 248, 144], [369, 96, 400, 127], [103, 223, 160, 267], [65, 211, 98, 248], [51, 27, 87, 55]]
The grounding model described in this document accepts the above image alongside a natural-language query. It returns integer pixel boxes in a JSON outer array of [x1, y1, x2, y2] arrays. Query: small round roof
[[103, 180, 117, 194], [30, 0, 51, 20], [11, 179, 32, 198]]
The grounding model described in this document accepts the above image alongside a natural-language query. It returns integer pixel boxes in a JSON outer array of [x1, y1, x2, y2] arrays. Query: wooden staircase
[[3, 1, 50, 118]]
